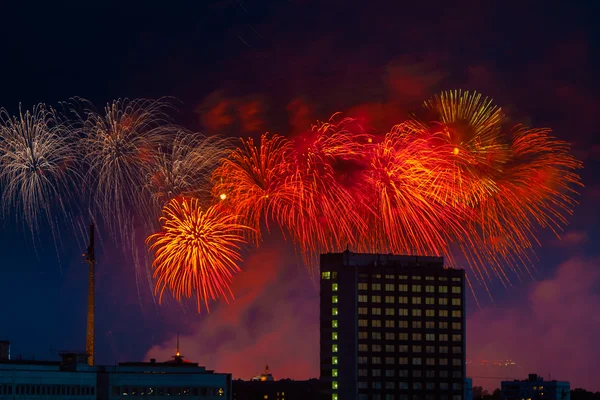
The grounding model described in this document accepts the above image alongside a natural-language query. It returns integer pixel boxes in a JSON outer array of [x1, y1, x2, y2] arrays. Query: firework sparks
[[0, 104, 79, 232], [146, 197, 252, 312]]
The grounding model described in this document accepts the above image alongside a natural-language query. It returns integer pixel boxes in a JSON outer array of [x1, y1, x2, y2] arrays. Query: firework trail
[[147, 131, 231, 209], [146, 197, 252, 312], [0, 104, 80, 235], [212, 133, 296, 243], [77, 98, 176, 241]]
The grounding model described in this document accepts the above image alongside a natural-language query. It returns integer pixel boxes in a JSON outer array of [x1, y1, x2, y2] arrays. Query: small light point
[[219, 193, 227, 200], [453, 147, 460, 155]]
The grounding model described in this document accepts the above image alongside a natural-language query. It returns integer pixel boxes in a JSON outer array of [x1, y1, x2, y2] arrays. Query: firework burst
[[0, 104, 79, 233], [146, 197, 251, 312]]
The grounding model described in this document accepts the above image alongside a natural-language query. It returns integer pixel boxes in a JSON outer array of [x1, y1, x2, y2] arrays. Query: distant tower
[[84, 224, 96, 366]]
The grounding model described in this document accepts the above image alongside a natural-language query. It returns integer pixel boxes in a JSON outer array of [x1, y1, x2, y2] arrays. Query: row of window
[[357, 356, 463, 366], [321, 272, 462, 283], [0, 384, 95, 396], [357, 344, 462, 353], [358, 369, 462, 377], [356, 331, 465, 341], [356, 318, 462, 330], [358, 283, 462, 293], [358, 381, 463, 390], [356, 307, 462, 317], [114, 386, 224, 396], [357, 319, 462, 329], [357, 296, 462, 305], [359, 395, 462, 400]]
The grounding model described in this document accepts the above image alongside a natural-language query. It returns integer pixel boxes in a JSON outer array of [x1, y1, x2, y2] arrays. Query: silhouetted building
[[501, 374, 570, 400], [233, 375, 322, 400], [320, 251, 466, 400], [0, 342, 232, 399], [0, 341, 9, 361], [251, 365, 275, 382]]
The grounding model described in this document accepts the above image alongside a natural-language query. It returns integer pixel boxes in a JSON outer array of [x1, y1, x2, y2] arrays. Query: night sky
[[1, 0, 599, 392]]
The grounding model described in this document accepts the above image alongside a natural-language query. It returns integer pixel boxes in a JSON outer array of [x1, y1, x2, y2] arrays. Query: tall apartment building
[[320, 251, 466, 400]]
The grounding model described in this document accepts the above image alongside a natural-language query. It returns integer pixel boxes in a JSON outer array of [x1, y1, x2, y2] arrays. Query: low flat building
[[501, 374, 570, 400], [0, 346, 231, 399]]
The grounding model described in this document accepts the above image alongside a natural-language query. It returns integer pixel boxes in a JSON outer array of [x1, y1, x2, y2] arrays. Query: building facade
[[232, 379, 322, 400], [501, 374, 570, 400], [0, 352, 231, 399], [320, 251, 466, 400]]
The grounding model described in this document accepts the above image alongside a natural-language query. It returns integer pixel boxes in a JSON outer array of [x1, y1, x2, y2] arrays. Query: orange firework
[[211, 133, 296, 242], [146, 197, 252, 312]]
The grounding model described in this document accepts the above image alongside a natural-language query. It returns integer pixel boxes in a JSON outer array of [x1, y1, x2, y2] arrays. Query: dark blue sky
[[1, 0, 599, 390]]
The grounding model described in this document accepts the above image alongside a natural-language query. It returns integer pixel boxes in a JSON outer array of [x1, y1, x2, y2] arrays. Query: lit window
[[439, 310, 448, 317], [372, 283, 381, 290], [332, 369, 338, 377], [358, 369, 367, 376], [452, 298, 461, 306], [452, 277, 461, 282], [452, 322, 461, 330], [413, 357, 422, 365], [399, 333, 408, 340], [399, 296, 408, 303], [398, 321, 408, 328], [385, 320, 395, 328], [425, 309, 435, 317], [385, 344, 394, 352], [358, 344, 368, 352], [425, 297, 435, 304], [372, 345, 381, 352], [372, 357, 381, 364], [332, 296, 338, 303], [425, 334, 435, 341], [452, 310, 462, 318], [452, 334, 462, 341], [426, 345, 435, 353], [332, 395, 338, 400], [358, 282, 368, 290], [426, 322, 435, 329], [452, 359, 461, 366], [425, 285, 435, 293], [332, 272, 337, 279], [426, 276, 434, 280], [358, 307, 367, 315], [332, 357, 338, 365], [371, 295, 381, 303], [452, 286, 461, 294], [412, 297, 422, 304], [374, 274, 381, 279], [412, 345, 422, 352], [426, 358, 435, 365], [412, 321, 421, 328], [372, 332, 381, 340], [385, 332, 395, 340], [358, 295, 367, 303], [439, 286, 448, 293], [372, 308, 381, 315], [385, 296, 395, 304], [440, 358, 448, 365], [358, 332, 368, 339], [332, 332, 338, 340], [439, 322, 448, 329], [399, 309, 408, 316], [452, 346, 461, 354], [439, 276, 448, 281], [439, 298, 448, 305], [332, 283, 338, 291], [399, 357, 408, 364], [321, 272, 331, 280], [399, 275, 408, 279], [358, 319, 368, 327], [332, 308, 338, 316], [439, 334, 448, 341], [412, 309, 422, 316], [412, 333, 422, 340], [385, 308, 395, 316], [332, 320, 338, 328], [385, 274, 394, 279], [385, 284, 394, 291], [332, 381, 338, 390], [371, 320, 381, 327], [413, 276, 421, 280], [358, 356, 368, 364], [332, 345, 338, 352], [412, 285, 421, 292], [398, 345, 408, 352], [440, 346, 448, 353], [399, 284, 408, 292]]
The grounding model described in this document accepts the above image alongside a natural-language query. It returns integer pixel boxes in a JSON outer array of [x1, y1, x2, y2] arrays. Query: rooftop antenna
[[176, 333, 180, 357], [84, 223, 96, 366]]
